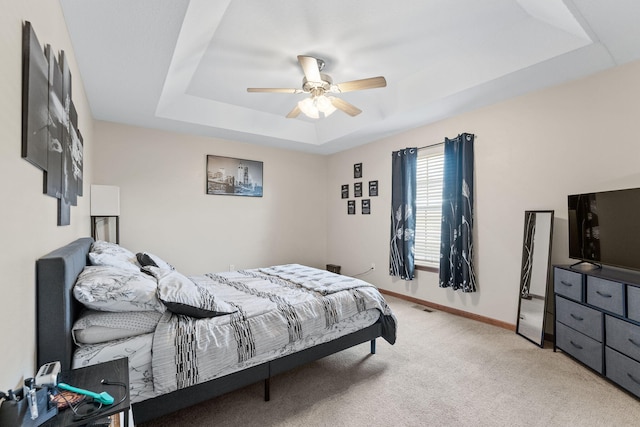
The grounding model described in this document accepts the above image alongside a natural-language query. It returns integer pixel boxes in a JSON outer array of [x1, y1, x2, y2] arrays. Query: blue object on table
[[56, 383, 114, 405]]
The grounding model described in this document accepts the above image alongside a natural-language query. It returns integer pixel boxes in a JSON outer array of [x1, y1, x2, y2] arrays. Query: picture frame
[[362, 199, 371, 214], [347, 200, 356, 215], [341, 184, 349, 199], [354, 182, 362, 197], [369, 180, 378, 197], [354, 163, 362, 179], [206, 155, 263, 197]]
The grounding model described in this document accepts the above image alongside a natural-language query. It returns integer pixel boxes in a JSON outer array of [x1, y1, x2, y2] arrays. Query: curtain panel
[[390, 148, 417, 280], [439, 133, 476, 292]]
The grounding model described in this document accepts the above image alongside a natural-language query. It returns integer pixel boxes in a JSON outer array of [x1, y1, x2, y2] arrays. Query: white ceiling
[[59, 0, 640, 155]]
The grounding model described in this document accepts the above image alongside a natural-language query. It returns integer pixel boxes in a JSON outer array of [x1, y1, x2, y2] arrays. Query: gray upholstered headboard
[[36, 237, 93, 371]]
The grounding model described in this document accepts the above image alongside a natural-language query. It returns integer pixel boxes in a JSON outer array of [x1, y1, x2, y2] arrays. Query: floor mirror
[[516, 210, 554, 347]]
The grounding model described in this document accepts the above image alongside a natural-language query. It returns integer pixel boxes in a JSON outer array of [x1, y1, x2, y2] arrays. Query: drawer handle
[[629, 338, 640, 348], [569, 340, 583, 350], [560, 280, 573, 287], [596, 290, 612, 298], [570, 313, 584, 321], [628, 373, 640, 386]]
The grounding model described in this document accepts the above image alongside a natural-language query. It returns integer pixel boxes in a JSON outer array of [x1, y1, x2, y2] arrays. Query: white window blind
[[415, 144, 444, 267]]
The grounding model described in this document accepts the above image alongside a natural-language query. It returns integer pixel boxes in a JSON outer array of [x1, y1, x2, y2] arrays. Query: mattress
[[73, 333, 156, 403]]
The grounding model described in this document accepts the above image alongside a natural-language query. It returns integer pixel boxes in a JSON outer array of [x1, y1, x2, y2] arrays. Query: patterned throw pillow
[[142, 266, 236, 318], [88, 240, 141, 272], [74, 265, 165, 313]]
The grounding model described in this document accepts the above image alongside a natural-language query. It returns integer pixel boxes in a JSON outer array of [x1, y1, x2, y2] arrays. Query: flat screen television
[[568, 187, 640, 271]]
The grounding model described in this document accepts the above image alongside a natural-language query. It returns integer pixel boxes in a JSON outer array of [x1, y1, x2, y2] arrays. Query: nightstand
[[43, 358, 130, 427]]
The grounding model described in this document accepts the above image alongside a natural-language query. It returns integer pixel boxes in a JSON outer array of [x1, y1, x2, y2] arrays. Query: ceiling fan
[[247, 55, 387, 119]]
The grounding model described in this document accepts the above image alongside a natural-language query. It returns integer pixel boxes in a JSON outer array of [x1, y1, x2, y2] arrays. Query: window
[[415, 144, 444, 268]]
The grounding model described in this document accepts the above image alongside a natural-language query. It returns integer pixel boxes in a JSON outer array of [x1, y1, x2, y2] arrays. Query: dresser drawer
[[605, 347, 640, 398], [554, 268, 583, 301], [586, 276, 624, 315], [556, 322, 603, 373], [605, 315, 640, 362], [556, 296, 602, 341], [628, 285, 640, 322]]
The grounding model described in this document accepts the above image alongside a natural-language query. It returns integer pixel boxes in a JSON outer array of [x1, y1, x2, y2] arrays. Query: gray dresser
[[554, 265, 640, 398]]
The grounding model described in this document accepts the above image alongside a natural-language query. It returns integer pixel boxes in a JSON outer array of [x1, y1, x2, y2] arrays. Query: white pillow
[[72, 310, 163, 344], [74, 265, 165, 313], [89, 240, 141, 272]]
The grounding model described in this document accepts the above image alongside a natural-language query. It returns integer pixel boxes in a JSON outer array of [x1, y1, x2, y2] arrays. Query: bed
[[36, 238, 396, 424]]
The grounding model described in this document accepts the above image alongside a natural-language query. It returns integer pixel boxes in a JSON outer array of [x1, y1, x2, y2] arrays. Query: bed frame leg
[[370, 339, 376, 354], [264, 378, 270, 401]]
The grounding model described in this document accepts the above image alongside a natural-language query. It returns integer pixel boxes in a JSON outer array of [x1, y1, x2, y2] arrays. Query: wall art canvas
[[354, 182, 362, 197], [347, 200, 356, 215], [369, 180, 378, 196], [22, 22, 84, 226], [207, 155, 263, 197], [58, 51, 74, 223], [354, 163, 362, 178], [341, 184, 349, 199], [22, 21, 49, 170], [362, 199, 371, 214], [44, 44, 63, 198], [74, 128, 84, 197]]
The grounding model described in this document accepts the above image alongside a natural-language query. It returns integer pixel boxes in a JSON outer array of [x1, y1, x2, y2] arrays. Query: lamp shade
[[90, 185, 120, 216]]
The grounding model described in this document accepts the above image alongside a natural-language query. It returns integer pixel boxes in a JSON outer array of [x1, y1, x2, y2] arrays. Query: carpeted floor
[[139, 295, 640, 426]]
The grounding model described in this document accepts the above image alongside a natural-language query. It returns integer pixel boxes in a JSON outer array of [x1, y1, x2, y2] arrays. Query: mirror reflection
[[516, 210, 554, 347]]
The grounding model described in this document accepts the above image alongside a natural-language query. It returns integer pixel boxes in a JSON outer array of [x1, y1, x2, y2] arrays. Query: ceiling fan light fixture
[[298, 94, 336, 119], [316, 95, 336, 116], [297, 97, 319, 119]]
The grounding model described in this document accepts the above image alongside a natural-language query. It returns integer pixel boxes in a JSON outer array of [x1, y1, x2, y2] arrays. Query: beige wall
[[0, 0, 93, 388], [327, 59, 640, 327], [92, 121, 328, 275]]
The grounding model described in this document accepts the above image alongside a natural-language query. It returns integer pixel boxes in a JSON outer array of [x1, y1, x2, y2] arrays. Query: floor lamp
[[90, 185, 120, 244]]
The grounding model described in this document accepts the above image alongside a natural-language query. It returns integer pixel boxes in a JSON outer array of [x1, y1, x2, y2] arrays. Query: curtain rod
[[418, 134, 477, 150], [418, 141, 444, 150]]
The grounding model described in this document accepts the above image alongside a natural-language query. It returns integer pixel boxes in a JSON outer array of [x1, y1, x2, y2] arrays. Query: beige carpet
[[139, 295, 640, 426]]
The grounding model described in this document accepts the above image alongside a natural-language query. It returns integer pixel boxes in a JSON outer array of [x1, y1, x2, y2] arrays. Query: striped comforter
[[151, 264, 396, 395]]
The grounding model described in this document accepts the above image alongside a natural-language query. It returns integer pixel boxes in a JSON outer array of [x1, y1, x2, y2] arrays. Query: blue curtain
[[439, 133, 476, 292], [389, 148, 417, 280]]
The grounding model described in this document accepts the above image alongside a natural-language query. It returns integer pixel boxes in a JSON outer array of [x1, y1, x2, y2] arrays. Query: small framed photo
[[369, 180, 378, 197], [341, 184, 349, 199], [354, 163, 362, 179], [347, 200, 356, 215], [354, 182, 362, 197], [362, 199, 371, 214]]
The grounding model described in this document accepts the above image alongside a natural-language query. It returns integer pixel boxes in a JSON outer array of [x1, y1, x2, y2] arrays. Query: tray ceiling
[[60, 0, 640, 154]]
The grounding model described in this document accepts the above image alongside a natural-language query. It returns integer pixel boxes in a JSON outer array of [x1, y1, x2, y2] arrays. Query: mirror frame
[[516, 210, 554, 347]]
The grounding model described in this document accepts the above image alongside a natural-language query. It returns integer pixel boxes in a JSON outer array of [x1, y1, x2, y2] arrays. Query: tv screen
[[568, 188, 640, 271]]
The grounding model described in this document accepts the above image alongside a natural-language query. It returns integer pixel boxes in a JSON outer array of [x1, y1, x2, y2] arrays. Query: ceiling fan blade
[[286, 105, 301, 118], [247, 87, 301, 94], [334, 76, 387, 93], [298, 55, 322, 83], [331, 97, 362, 117]]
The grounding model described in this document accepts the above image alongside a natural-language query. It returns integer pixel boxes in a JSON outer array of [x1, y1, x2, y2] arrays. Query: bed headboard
[[36, 237, 93, 371]]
